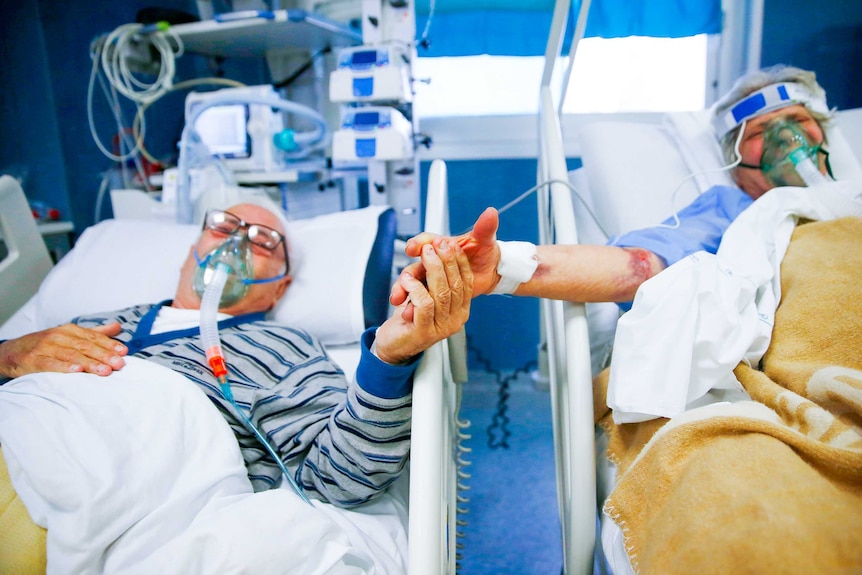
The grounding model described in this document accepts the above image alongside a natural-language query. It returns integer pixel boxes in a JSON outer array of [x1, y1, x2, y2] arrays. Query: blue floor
[[457, 369, 562, 575]]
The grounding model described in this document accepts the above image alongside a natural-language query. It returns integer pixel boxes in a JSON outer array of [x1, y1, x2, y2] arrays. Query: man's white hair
[[196, 190, 302, 276]]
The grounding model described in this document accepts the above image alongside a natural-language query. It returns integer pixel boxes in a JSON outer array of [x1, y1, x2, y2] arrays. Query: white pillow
[[825, 109, 862, 182], [576, 109, 862, 238], [575, 112, 731, 238], [0, 206, 389, 345]]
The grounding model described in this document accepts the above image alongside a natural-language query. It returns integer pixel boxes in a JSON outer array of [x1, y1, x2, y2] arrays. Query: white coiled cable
[[99, 23, 183, 106]]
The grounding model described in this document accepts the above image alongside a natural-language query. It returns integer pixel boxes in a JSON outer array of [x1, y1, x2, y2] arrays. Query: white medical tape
[[491, 241, 539, 295], [712, 82, 830, 138]]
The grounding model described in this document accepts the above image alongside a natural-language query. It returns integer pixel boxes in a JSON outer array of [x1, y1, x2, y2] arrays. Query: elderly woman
[[390, 65, 834, 309]]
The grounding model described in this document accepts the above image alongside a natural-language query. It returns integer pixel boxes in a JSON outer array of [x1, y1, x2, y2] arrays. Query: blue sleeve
[[607, 185, 754, 267], [354, 327, 421, 399]]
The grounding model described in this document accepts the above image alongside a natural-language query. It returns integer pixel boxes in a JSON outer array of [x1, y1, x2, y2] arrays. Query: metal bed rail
[[539, 1, 597, 573], [409, 159, 469, 575]]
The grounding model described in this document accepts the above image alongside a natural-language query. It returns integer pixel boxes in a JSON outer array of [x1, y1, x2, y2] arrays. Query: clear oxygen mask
[[193, 233, 254, 308], [760, 118, 828, 187]]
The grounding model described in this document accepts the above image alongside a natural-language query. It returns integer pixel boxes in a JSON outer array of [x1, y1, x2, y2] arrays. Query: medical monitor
[[354, 111, 381, 128], [191, 103, 251, 159], [350, 49, 379, 67], [184, 86, 284, 173]]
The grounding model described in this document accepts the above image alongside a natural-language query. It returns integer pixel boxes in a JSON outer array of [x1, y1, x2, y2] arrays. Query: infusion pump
[[332, 106, 413, 162], [330, 44, 412, 103]]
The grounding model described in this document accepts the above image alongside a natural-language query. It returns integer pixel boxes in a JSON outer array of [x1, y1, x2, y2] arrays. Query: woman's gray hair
[[711, 65, 834, 166]]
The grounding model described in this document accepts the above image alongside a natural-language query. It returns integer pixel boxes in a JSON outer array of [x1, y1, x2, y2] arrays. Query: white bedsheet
[[608, 180, 862, 423], [0, 357, 407, 574]]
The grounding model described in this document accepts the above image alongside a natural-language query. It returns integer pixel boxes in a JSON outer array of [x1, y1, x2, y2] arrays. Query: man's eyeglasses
[[202, 209, 290, 274]]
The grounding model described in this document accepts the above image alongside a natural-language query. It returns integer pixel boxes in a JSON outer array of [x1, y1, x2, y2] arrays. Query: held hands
[[374, 238, 473, 365], [388, 207, 502, 309], [0, 323, 128, 379]]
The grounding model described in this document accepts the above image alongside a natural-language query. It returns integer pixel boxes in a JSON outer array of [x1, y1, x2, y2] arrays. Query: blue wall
[[761, 0, 862, 111], [0, 2, 70, 220], [420, 158, 543, 371]]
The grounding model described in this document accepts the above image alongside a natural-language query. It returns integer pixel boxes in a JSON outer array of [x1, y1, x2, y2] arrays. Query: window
[[413, 34, 710, 117]]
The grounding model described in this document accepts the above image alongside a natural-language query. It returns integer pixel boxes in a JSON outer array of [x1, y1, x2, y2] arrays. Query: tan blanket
[[0, 448, 46, 574], [596, 217, 862, 575]]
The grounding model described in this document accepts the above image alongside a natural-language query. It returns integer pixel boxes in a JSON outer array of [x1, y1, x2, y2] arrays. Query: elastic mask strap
[[737, 144, 827, 173], [241, 274, 286, 285], [822, 147, 834, 179], [193, 249, 209, 267]]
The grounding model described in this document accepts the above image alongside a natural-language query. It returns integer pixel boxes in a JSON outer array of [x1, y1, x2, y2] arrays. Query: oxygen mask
[[760, 118, 828, 187], [193, 233, 255, 308]]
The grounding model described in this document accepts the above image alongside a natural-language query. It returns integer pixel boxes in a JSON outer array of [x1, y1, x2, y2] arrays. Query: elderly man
[[389, 65, 833, 308], [0, 202, 473, 507]]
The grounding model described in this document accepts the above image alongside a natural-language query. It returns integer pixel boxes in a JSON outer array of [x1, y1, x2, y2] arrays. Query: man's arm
[[0, 323, 127, 379], [291, 329, 416, 507], [390, 207, 666, 306], [284, 238, 473, 506]]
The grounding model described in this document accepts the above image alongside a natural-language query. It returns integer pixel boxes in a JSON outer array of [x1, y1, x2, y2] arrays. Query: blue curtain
[[414, 0, 722, 57]]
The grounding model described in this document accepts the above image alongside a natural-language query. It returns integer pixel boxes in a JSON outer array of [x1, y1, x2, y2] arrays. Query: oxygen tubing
[[200, 264, 311, 504], [790, 151, 829, 187]]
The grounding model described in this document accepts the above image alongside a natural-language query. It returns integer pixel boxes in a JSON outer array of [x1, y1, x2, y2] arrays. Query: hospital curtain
[[414, 0, 722, 57]]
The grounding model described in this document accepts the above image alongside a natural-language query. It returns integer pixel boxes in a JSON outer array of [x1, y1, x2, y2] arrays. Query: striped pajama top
[[73, 301, 419, 508]]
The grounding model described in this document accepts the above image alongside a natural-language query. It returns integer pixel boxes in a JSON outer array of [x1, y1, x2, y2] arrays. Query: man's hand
[[389, 207, 501, 308], [375, 238, 473, 365], [0, 323, 127, 379]]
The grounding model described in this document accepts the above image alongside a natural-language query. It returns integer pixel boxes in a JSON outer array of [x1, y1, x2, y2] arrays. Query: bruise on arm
[[625, 247, 659, 281], [617, 247, 663, 300], [513, 243, 664, 303]]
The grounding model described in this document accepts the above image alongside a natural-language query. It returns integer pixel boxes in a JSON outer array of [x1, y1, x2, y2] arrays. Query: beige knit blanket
[[0, 447, 46, 574], [596, 217, 862, 575]]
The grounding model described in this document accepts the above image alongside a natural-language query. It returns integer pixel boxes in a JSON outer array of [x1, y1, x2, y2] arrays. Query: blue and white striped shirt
[[73, 301, 419, 508]]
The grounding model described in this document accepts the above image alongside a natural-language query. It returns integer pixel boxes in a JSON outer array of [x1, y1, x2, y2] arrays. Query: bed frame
[[409, 159, 470, 575], [0, 161, 468, 574], [0, 176, 53, 325], [536, 1, 598, 574], [537, 3, 862, 574]]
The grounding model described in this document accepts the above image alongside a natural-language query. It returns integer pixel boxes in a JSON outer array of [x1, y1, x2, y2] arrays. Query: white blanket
[[0, 357, 407, 574], [608, 180, 862, 423]]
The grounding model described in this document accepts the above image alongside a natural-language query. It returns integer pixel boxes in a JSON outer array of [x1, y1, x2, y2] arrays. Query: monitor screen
[[351, 50, 377, 66], [192, 104, 251, 159], [354, 111, 380, 126]]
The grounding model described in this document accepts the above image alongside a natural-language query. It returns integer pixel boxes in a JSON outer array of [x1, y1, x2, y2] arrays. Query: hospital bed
[[538, 2, 862, 574], [0, 159, 467, 574]]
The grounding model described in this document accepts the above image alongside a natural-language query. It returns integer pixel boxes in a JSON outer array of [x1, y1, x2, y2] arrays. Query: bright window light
[[563, 35, 708, 113], [413, 55, 545, 117], [413, 35, 709, 117]]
